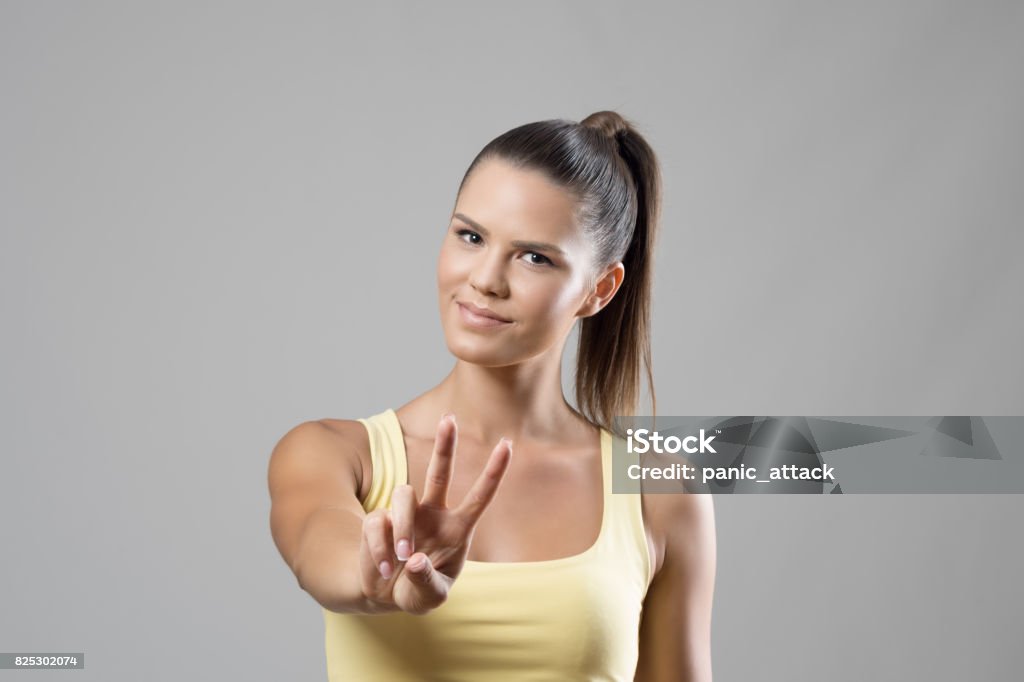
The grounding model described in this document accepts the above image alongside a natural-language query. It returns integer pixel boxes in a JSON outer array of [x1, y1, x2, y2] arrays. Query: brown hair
[[455, 111, 662, 438]]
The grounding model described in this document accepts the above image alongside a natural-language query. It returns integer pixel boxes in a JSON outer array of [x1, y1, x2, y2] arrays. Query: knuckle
[[370, 520, 393, 543], [363, 514, 381, 533], [451, 509, 473, 531]]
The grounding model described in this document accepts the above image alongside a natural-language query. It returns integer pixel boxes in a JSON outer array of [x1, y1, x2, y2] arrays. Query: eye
[[455, 228, 482, 245], [523, 252, 553, 266]]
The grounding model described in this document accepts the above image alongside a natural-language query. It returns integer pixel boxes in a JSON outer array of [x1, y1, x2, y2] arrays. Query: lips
[[457, 301, 512, 323]]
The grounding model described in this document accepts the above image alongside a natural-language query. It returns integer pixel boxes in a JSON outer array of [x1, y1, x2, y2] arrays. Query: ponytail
[[574, 112, 661, 438]]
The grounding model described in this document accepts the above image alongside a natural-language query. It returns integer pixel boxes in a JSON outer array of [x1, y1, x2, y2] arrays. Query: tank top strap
[[595, 428, 654, 589], [356, 409, 408, 513]]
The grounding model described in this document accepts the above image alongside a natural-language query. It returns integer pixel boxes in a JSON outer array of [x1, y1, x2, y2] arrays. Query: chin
[[443, 335, 518, 367]]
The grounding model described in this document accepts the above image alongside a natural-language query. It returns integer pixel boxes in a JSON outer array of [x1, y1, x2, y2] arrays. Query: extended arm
[[268, 420, 389, 614]]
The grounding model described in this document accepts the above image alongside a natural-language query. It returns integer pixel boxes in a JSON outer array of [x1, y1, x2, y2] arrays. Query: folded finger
[[360, 508, 396, 581]]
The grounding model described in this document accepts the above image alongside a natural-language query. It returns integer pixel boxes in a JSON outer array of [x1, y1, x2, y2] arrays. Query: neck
[[432, 347, 586, 446]]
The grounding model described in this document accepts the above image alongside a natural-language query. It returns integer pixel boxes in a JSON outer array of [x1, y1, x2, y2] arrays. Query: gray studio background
[[2, 2, 1022, 681]]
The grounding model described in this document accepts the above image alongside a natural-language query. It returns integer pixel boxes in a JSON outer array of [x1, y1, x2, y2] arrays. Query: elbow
[[293, 557, 368, 615], [292, 552, 330, 609]]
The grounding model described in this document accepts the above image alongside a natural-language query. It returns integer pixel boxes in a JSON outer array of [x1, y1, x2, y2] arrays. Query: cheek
[[517, 276, 583, 323], [436, 243, 466, 291]]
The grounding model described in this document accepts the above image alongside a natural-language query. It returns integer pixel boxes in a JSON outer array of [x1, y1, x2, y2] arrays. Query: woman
[[268, 111, 717, 681]]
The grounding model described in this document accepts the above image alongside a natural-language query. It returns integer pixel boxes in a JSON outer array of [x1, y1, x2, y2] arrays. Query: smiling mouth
[[456, 302, 513, 328]]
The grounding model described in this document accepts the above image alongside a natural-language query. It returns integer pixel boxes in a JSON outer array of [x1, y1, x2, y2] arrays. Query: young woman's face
[[437, 157, 605, 367]]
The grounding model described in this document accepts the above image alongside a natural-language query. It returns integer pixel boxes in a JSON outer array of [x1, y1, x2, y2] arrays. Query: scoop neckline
[[383, 408, 611, 569]]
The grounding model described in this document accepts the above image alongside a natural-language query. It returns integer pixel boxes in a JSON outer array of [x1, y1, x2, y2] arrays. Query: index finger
[[421, 414, 458, 508], [453, 438, 512, 528]]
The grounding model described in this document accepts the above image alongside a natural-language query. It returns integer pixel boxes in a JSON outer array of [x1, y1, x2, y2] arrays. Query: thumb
[[403, 553, 448, 611]]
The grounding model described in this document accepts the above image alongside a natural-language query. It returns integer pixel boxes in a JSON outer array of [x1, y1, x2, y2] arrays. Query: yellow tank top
[[323, 408, 652, 681]]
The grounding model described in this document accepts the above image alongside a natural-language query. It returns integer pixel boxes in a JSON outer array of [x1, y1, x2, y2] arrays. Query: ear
[[576, 262, 625, 318]]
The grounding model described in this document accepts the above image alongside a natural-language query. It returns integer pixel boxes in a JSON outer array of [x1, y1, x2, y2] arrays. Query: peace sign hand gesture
[[358, 414, 512, 615]]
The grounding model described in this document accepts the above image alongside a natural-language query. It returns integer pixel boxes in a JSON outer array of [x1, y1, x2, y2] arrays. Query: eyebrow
[[452, 212, 568, 257]]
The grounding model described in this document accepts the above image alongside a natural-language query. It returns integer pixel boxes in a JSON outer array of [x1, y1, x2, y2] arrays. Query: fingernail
[[445, 413, 456, 425], [379, 560, 392, 579], [396, 539, 411, 561]]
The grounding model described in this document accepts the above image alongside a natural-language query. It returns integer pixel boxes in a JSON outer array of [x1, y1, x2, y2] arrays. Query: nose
[[468, 250, 509, 298]]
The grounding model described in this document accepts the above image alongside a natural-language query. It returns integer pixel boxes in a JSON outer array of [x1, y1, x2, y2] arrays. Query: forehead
[[454, 158, 580, 242]]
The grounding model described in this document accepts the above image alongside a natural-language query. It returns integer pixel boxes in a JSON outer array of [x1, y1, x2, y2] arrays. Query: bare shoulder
[[266, 418, 373, 509], [639, 459, 717, 579], [317, 418, 374, 502]]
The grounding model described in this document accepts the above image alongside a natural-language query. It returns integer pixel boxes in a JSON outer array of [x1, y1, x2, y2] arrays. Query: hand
[[358, 413, 512, 615]]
